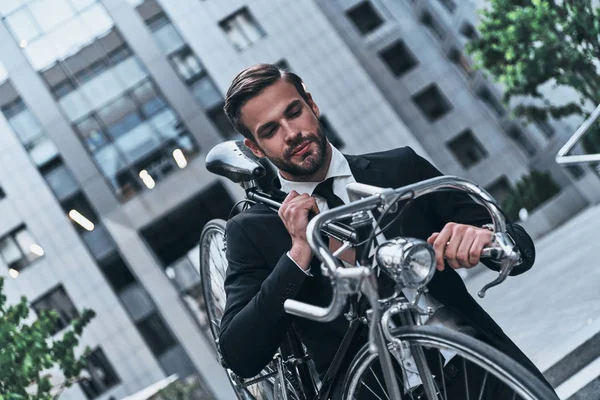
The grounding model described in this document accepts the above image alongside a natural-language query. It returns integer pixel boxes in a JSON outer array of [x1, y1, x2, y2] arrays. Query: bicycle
[[199, 140, 558, 400]]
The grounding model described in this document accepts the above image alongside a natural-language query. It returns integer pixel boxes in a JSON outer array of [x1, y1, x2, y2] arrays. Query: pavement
[[463, 204, 600, 399]]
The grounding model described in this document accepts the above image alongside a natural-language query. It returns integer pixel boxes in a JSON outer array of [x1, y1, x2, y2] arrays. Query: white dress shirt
[[279, 144, 355, 275]]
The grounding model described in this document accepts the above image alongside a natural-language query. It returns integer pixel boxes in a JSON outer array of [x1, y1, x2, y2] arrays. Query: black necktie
[[313, 177, 345, 209]]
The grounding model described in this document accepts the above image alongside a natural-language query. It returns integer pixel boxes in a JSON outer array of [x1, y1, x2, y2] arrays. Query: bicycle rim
[[343, 326, 557, 400], [199, 219, 228, 344]]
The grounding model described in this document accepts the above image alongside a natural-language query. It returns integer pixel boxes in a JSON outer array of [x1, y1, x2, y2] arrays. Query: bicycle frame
[[282, 177, 522, 399]]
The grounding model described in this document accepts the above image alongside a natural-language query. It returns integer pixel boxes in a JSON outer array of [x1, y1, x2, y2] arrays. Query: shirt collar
[[278, 143, 352, 196]]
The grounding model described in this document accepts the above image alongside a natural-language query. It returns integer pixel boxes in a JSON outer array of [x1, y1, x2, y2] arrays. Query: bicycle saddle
[[205, 140, 266, 183]]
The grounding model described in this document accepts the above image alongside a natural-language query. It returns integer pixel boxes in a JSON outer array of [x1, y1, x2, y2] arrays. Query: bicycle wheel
[[199, 219, 303, 400], [199, 219, 228, 342], [341, 325, 557, 400]]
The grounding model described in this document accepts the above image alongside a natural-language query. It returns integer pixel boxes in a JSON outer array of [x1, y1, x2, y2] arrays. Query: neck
[[280, 143, 333, 182]]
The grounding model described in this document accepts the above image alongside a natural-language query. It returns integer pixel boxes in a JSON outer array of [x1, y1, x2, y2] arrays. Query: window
[[219, 7, 266, 51], [32, 285, 79, 334], [438, 0, 457, 13], [0, 225, 44, 272], [320, 116, 345, 150], [448, 48, 473, 78], [421, 12, 445, 41], [79, 348, 120, 399], [346, 1, 383, 35], [169, 47, 204, 84], [98, 253, 136, 291], [42, 161, 80, 202], [485, 176, 512, 205], [136, 313, 177, 356], [412, 84, 452, 122], [506, 125, 536, 156], [379, 40, 418, 77], [478, 87, 505, 117], [61, 192, 99, 233], [207, 104, 236, 139], [190, 76, 223, 109], [447, 129, 488, 168], [148, 13, 185, 55], [0, 186, 5, 199], [459, 22, 478, 40]]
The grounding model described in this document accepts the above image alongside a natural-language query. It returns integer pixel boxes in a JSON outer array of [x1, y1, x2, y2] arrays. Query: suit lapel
[[345, 154, 389, 188]]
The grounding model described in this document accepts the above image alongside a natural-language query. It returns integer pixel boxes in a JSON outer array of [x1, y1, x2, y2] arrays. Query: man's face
[[241, 80, 328, 180]]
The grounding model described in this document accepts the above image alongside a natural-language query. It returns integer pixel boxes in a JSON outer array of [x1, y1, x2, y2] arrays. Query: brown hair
[[224, 63, 310, 140]]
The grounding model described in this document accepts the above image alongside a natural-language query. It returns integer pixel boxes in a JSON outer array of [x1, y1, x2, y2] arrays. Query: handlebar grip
[[480, 246, 502, 259]]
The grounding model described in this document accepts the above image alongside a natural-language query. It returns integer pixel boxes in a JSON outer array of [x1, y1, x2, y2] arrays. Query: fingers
[[469, 230, 493, 266], [432, 226, 452, 271], [278, 192, 320, 240]]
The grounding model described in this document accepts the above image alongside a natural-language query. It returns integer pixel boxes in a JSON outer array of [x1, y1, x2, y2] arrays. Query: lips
[[290, 141, 311, 156]]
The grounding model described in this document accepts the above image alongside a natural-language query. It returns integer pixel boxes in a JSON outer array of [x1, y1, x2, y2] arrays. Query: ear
[[305, 92, 320, 118], [244, 138, 265, 158]]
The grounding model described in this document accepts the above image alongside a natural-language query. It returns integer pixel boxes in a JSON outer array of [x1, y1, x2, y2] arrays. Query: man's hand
[[279, 190, 319, 270], [427, 223, 493, 271]]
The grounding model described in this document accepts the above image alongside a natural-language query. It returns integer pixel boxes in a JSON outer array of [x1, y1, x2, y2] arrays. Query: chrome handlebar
[[284, 176, 522, 321]]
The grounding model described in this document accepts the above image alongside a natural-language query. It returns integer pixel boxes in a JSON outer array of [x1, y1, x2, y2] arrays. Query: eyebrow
[[256, 99, 302, 137]]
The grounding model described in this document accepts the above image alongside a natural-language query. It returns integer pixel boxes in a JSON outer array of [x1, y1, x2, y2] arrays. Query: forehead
[[240, 79, 302, 134]]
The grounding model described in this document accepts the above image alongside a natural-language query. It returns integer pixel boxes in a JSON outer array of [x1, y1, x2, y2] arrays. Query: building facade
[[0, 0, 593, 399]]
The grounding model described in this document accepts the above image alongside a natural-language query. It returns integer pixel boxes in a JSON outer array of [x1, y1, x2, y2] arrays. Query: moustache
[[286, 138, 316, 157]]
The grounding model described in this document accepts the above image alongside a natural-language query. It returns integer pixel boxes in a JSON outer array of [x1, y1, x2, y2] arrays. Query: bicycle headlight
[[375, 237, 436, 289]]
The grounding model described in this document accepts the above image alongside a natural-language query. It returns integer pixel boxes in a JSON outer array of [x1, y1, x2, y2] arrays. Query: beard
[[263, 125, 328, 179]]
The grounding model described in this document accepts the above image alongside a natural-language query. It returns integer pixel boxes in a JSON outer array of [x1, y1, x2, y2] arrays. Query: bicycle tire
[[199, 219, 303, 400], [341, 325, 557, 400]]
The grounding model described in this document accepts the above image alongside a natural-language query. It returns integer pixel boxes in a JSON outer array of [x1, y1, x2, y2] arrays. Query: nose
[[281, 120, 301, 143]]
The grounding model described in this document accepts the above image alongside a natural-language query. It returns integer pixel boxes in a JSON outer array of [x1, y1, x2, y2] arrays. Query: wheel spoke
[[477, 370, 488, 400], [360, 380, 387, 400], [438, 351, 447, 400], [463, 358, 470, 400], [368, 366, 391, 400]]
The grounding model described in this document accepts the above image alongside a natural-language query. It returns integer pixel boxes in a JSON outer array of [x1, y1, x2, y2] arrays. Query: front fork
[[362, 276, 439, 399]]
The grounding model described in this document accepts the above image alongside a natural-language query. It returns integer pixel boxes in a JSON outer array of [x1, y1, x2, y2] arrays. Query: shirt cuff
[[286, 252, 312, 276]]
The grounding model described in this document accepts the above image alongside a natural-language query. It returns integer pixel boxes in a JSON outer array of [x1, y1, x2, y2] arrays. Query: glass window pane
[[132, 81, 166, 117], [5, 8, 41, 43], [190, 77, 222, 109], [115, 123, 161, 163], [97, 96, 139, 138], [79, 4, 114, 40], [23, 36, 57, 71], [223, 25, 249, 51], [94, 143, 125, 177], [14, 228, 41, 263], [153, 24, 185, 54], [119, 283, 154, 321], [28, 136, 59, 167], [0, 236, 22, 266], [43, 163, 80, 201], [81, 70, 122, 110], [8, 109, 43, 144], [237, 13, 264, 42], [29, 0, 75, 33], [171, 49, 203, 82], [79, 348, 120, 399], [47, 18, 90, 61], [113, 57, 147, 91], [81, 224, 115, 260], [59, 90, 93, 121], [149, 108, 178, 139], [76, 116, 108, 152], [0, 0, 26, 16], [0, 62, 8, 84], [136, 313, 177, 356]]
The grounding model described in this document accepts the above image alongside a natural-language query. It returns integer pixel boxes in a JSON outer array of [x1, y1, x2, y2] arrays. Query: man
[[218, 64, 554, 398]]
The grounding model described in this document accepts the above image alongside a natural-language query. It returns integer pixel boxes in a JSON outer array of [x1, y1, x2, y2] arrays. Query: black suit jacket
[[219, 147, 541, 381]]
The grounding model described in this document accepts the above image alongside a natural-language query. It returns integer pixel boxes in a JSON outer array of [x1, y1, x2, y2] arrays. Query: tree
[[501, 169, 561, 220], [467, 0, 600, 123], [0, 277, 95, 399]]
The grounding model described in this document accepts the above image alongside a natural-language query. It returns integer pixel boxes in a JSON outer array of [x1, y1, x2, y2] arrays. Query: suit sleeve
[[406, 147, 535, 276], [218, 218, 309, 378]]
